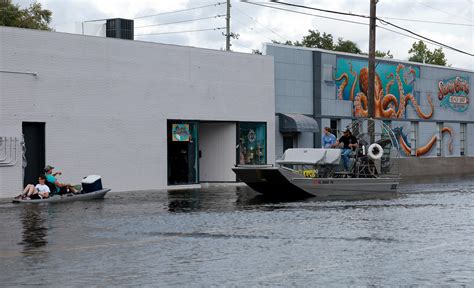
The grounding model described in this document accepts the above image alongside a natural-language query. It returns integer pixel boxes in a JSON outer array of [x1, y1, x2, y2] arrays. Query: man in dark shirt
[[332, 128, 358, 171]]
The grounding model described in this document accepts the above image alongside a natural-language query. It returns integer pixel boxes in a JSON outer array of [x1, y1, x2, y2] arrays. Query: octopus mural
[[393, 126, 454, 157], [335, 58, 454, 156], [336, 63, 433, 119]]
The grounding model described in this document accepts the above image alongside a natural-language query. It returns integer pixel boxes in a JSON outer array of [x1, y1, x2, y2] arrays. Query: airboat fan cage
[[347, 118, 400, 178]]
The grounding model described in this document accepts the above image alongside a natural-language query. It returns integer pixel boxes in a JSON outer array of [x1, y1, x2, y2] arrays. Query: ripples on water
[[0, 182, 473, 286]]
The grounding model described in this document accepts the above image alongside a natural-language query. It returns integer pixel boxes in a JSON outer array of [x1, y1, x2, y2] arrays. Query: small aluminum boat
[[12, 188, 111, 204]]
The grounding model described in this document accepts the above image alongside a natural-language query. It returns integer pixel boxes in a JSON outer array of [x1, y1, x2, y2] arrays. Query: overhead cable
[[233, 5, 287, 41], [241, 2, 369, 26], [377, 18, 474, 56], [242, 1, 473, 57], [135, 15, 224, 29], [231, 15, 274, 41], [135, 27, 226, 36], [265, 0, 370, 19], [415, 1, 473, 23], [378, 16, 473, 27], [134, 2, 225, 20]]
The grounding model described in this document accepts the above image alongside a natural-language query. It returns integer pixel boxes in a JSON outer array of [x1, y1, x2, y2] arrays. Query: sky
[[16, 0, 474, 70]]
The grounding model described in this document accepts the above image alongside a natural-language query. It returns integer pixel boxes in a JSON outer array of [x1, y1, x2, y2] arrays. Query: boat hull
[[232, 166, 312, 198], [291, 177, 399, 197], [233, 166, 399, 199], [12, 188, 111, 204]]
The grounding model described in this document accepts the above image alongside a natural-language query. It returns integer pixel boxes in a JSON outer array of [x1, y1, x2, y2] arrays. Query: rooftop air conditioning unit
[[106, 18, 134, 40]]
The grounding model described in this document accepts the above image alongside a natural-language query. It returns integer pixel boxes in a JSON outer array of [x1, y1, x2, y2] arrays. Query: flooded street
[[1, 182, 473, 286]]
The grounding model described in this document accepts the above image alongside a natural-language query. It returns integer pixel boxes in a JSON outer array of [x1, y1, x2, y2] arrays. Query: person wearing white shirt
[[15, 174, 50, 200]]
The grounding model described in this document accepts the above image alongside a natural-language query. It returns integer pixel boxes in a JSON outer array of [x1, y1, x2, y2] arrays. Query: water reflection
[[167, 189, 201, 212], [18, 205, 49, 252]]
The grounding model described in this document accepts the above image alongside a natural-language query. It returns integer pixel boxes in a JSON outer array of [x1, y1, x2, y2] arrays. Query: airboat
[[232, 119, 401, 198]]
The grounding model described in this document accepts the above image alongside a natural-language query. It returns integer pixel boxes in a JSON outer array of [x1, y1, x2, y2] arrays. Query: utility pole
[[367, 0, 377, 141], [368, 0, 376, 119], [226, 0, 231, 51]]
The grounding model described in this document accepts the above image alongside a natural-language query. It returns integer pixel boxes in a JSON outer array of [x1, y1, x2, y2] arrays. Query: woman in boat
[[15, 174, 50, 200], [322, 127, 336, 148]]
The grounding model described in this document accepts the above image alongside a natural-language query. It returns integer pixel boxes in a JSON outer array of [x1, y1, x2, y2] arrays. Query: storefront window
[[238, 122, 266, 165], [167, 121, 199, 185]]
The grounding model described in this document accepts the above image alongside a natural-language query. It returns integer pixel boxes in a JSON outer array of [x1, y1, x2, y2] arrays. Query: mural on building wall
[[438, 76, 470, 112], [335, 57, 456, 157], [393, 126, 453, 156], [335, 58, 434, 119]]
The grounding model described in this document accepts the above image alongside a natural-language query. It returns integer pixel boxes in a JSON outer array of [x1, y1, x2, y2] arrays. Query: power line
[[134, 2, 225, 20], [378, 16, 474, 27], [415, 1, 473, 23], [266, 0, 370, 19], [377, 25, 443, 49], [135, 27, 226, 36], [233, 5, 287, 41], [377, 18, 474, 56], [135, 15, 225, 29], [241, 2, 369, 27], [231, 14, 274, 41], [243, 1, 473, 57]]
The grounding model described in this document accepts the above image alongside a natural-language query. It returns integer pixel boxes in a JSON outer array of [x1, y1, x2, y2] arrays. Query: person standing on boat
[[44, 165, 77, 195], [332, 128, 358, 171], [322, 127, 336, 148]]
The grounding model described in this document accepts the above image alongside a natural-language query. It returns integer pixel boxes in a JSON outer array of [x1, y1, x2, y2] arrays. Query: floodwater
[[1, 182, 473, 287]]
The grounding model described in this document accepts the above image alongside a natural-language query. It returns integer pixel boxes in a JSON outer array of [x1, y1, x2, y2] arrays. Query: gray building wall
[[265, 45, 314, 158], [266, 42, 474, 178], [0, 27, 275, 197]]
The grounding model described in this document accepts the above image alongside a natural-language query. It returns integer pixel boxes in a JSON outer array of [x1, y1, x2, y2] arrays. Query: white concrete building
[[0, 27, 275, 197]]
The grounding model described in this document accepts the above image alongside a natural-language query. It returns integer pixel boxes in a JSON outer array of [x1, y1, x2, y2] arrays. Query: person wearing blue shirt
[[44, 165, 77, 195], [321, 127, 336, 148]]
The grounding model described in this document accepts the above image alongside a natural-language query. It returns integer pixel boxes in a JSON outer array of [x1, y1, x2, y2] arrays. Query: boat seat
[[333, 147, 359, 178]]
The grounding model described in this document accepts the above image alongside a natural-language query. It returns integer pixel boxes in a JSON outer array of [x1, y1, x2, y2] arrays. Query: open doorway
[[167, 121, 198, 185], [22, 122, 45, 187]]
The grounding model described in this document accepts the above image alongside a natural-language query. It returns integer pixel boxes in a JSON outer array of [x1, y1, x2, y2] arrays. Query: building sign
[[438, 76, 470, 112], [172, 124, 191, 141]]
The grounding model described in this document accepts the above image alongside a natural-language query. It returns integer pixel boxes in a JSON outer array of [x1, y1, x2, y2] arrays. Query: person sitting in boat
[[15, 174, 50, 200], [321, 127, 336, 148], [331, 128, 358, 171], [44, 165, 78, 195]]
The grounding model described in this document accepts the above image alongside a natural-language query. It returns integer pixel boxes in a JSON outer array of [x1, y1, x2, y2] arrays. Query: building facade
[[0, 27, 275, 197], [265, 43, 474, 178]]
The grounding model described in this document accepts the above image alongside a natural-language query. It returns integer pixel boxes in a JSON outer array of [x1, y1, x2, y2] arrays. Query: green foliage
[[408, 40, 447, 66], [269, 30, 386, 57], [0, 0, 53, 31], [334, 38, 362, 54], [375, 50, 393, 58], [300, 29, 334, 50]]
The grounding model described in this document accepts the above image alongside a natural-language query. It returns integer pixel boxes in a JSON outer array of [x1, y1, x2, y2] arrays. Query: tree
[[300, 29, 334, 50], [334, 38, 362, 54], [264, 30, 401, 59], [408, 40, 447, 66], [271, 39, 302, 46], [375, 50, 393, 59], [0, 0, 53, 31]]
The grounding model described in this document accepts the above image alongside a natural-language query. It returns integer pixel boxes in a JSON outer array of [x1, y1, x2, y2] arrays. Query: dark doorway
[[167, 121, 198, 185], [283, 134, 295, 153], [22, 122, 45, 187]]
